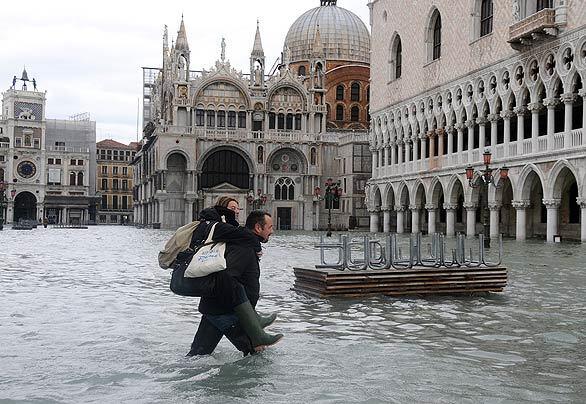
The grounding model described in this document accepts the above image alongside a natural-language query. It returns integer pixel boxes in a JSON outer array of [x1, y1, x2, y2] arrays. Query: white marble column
[[488, 203, 501, 239], [396, 206, 405, 234], [397, 141, 404, 165], [579, 198, 586, 243], [429, 134, 436, 158], [384, 145, 390, 167], [437, 131, 444, 157], [444, 204, 456, 237], [528, 102, 540, 148], [421, 137, 427, 160], [369, 209, 380, 233], [543, 98, 557, 142], [514, 106, 526, 154], [412, 137, 419, 161], [466, 120, 475, 161], [405, 141, 411, 163], [488, 114, 498, 147], [543, 198, 561, 243], [382, 208, 391, 233], [501, 110, 512, 156], [464, 203, 476, 237], [562, 93, 576, 147], [456, 124, 464, 154], [426, 203, 437, 235], [410, 205, 420, 234], [391, 142, 397, 165], [477, 117, 487, 149], [446, 126, 454, 157]]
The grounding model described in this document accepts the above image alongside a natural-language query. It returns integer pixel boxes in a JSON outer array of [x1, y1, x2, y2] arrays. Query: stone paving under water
[[1, 226, 585, 403]]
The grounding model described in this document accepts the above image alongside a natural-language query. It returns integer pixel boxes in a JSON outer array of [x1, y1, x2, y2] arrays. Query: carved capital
[[500, 110, 514, 120], [579, 89, 586, 99], [409, 204, 421, 211], [560, 92, 577, 104], [425, 203, 437, 210], [454, 122, 465, 131], [488, 202, 502, 211], [542, 98, 559, 108], [487, 113, 500, 122], [463, 202, 477, 210], [527, 102, 542, 112], [394, 206, 406, 213], [542, 198, 561, 208], [577, 197, 586, 208], [445, 125, 455, 134], [513, 106, 527, 116], [465, 119, 476, 128], [443, 203, 458, 211], [476, 117, 488, 126], [511, 200, 531, 209]]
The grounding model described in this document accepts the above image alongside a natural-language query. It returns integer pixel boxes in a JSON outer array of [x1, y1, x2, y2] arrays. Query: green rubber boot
[[256, 311, 277, 328], [234, 301, 283, 351]]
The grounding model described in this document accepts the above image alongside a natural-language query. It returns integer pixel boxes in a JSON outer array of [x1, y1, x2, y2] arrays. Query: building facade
[[133, 0, 371, 230], [367, 0, 586, 241], [0, 71, 97, 225], [96, 139, 139, 224]]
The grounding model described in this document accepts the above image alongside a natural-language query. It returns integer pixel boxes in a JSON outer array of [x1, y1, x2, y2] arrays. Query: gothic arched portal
[[200, 149, 250, 189], [13, 191, 37, 222]]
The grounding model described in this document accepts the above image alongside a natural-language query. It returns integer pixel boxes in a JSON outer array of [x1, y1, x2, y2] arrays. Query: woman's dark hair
[[245, 210, 271, 230], [216, 196, 238, 208]]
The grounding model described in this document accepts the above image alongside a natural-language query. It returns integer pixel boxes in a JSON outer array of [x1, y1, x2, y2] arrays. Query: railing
[[553, 133, 564, 149], [523, 139, 532, 155], [0, 142, 9, 149], [571, 129, 583, 147], [508, 143, 517, 157], [538, 136, 548, 152], [47, 146, 90, 153], [509, 8, 556, 44], [495, 144, 504, 159]]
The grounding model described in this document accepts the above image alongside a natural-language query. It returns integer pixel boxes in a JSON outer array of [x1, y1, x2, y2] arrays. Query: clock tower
[[2, 68, 47, 223]]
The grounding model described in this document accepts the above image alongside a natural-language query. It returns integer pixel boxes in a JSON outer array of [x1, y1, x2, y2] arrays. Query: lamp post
[[0, 181, 7, 230], [465, 150, 509, 248], [247, 188, 267, 211], [315, 178, 342, 237]]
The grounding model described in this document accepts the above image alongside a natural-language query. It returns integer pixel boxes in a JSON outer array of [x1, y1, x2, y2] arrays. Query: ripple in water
[[0, 227, 585, 402]]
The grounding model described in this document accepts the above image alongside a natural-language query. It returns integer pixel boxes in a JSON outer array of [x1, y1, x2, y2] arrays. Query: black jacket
[[195, 207, 263, 314]]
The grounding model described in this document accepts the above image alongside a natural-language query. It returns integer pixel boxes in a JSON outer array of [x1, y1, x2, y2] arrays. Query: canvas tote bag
[[184, 222, 227, 278]]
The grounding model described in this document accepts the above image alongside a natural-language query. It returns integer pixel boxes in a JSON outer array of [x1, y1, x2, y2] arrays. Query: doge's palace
[[367, 0, 586, 242]]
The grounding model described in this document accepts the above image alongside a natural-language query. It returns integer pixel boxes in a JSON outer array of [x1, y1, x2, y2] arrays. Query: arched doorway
[[522, 171, 545, 238], [552, 166, 580, 240], [14, 192, 37, 222], [200, 149, 250, 189]]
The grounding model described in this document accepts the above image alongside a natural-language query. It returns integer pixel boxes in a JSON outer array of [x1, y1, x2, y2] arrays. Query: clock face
[[17, 161, 37, 179]]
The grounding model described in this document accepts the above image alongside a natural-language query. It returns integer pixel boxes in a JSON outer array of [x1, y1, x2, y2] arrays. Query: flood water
[[0, 226, 585, 403]]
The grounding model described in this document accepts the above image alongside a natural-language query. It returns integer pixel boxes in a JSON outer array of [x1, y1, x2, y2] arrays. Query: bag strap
[[204, 222, 218, 245]]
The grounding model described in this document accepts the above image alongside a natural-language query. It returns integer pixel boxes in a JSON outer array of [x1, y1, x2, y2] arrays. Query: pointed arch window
[[298, 66, 306, 76], [227, 111, 236, 128], [480, 0, 493, 37], [336, 85, 344, 101], [351, 83, 360, 102], [69, 172, 76, 186], [351, 106, 360, 122], [274, 177, 295, 201], [77, 172, 84, 186], [395, 38, 402, 79], [432, 13, 442, 60], [336, 105, 344, 121]]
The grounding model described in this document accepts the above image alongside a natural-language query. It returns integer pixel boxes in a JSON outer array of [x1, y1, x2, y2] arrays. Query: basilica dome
[[284, 1, 370, 64]]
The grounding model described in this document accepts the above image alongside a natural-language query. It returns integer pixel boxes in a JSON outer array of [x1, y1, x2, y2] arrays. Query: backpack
[[158, 220, 201, 269]]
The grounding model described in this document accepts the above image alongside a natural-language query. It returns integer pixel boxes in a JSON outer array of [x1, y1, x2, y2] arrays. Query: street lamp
[[0, 181, 7, 230], [465, 149, 509, 248], [247, 188, 267, 211], [315, 178, 342, 237]]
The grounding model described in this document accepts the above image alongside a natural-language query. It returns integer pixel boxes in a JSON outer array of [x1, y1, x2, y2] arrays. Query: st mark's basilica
[[132, 0, 372, 230]]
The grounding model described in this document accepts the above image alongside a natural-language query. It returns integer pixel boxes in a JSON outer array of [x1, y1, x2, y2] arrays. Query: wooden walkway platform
[[293, 266, 508, 298]]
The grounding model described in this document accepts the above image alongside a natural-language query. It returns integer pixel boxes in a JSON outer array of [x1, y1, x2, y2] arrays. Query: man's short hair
[[245, 210, 271, 230]]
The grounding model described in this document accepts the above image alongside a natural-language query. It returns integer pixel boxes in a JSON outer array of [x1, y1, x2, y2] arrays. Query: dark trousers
[[187, 315, 254, 356]]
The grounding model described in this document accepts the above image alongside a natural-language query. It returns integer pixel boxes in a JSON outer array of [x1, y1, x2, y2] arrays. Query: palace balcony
[[509, 9, 557, 49]]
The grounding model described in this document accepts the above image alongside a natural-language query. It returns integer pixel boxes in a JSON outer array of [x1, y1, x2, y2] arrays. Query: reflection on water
[[0, 227, 585, 403]]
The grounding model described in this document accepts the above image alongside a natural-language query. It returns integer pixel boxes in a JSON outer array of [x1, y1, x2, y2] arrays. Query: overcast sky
[[0, 0, 370, 145]]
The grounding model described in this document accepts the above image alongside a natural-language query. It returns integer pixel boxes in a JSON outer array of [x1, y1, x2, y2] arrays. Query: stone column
[[466, 119, 475, 161], [488, 114, 498, 147], [488, 203, 501, 239], [378, 148, 383, 168], [464, 203, 477, 237], [429, 134, 436, 158], [391, 142, 397, 165], [405, 140, 411, 163], [477, 117, 487, 149], [421, 136, 427, 159], [581, 90, 586, 138], [382, 207, 391, 233], [369, 209, 380, 233], [370, 147, 377, 175], [578, 198, 586, 243], [528, 102, 541, 147], [395, 206, 405, 234], [543, 198, 561, 243], [444, 204, 457, 237], [426, 203, 437, 235], [456, 123, 464, 154], [512, 200, 530, 241], [514, 106, 526, 154], [543, 97, 557, 139], [412, 137, 419, 161], [562, 93, 576, 147], [437, 131, 444, 157], [397, 141, 404, 164], [410, 205, 420, 234], [446, 126, 454, 157], [500, 110, 512, 156], [383, 145, 390, 167]]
